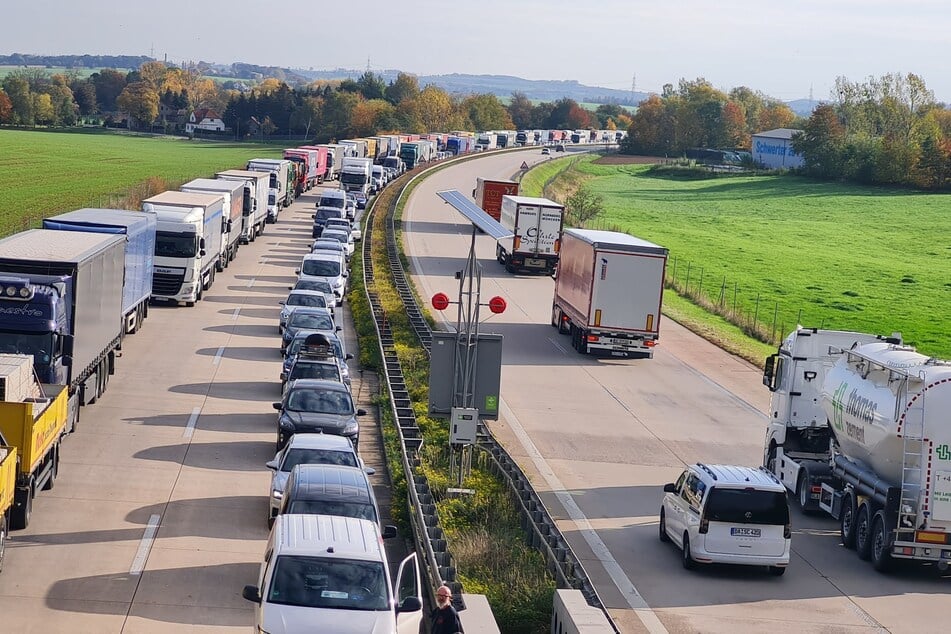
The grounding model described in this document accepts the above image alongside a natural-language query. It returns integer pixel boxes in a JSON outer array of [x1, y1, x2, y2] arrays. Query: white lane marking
[[246, 277, 256, 288], [231, 307, 241, 321], [547, 337, 569, 355], [129, 514, 162, 575], [182, 406, 202, 439], [213, 346, 225, 366], [499, 400, 669, 634]]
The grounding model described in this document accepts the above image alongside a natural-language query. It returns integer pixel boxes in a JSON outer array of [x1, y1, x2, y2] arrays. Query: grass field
[[0, 65, 133, 80], [0, 129, 283, 235], [545, 156, 951, 358]]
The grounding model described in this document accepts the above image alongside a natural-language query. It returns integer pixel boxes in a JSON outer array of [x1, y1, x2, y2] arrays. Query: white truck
[[319, 144, 342, 181], [179, 178, 244, 270], [763, 328, 951, 571], [216, 169, 269, 243], [142, 191, 224, 307], [551, 229, 668, 357], [476, 132, 497, 151], [496, 195, 564, 276], [340, 157, 373, 195], [247, 158, 292, 218]]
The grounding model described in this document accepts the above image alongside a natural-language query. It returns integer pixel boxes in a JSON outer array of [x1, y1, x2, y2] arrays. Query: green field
[[0, 129, 283, 234], [0, 65, 133, 80], [549, 157, 951, 358]]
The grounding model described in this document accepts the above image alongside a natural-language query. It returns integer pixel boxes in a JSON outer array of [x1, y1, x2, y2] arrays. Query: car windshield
[[267, 556, 387, 610], [704, 489, 790, 525], [301, 259, 340, 277], [286, 388, 353, 414], [287, 500, 376, 524], [313, 242, 343, 253], [288, 313, 334, 331], [318, 196, 346, 209], [290, 362, 341, 383], [281, 448, 358, 471], [295, 279, 334, 294], [287, 294, 326, 308], [322, 233, 347, 244], [0, 331, 54, 364], [326, 221, 349, 230]]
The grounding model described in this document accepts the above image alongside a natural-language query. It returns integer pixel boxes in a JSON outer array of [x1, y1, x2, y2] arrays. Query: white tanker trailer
[[763, 327, 951, 571]]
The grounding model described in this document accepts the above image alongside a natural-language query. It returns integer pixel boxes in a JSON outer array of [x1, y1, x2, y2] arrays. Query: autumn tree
[[729, 87, 767, 132], [70, 78, 98, 115], [0, 90, 12, 123], [350, 99, 397, 136], [792, 104, 845, 178], [385, 72, 419, 105], [621, 95, 676, 155], [405, 85, 456, 132], [117, 82, 159, 129], [1, 75, 33, 125], [721, 101, 748, 149], [319, 90, 359, 139], [462, 93, 513, 131], [291, 95, 322, 140], [91, 68, 127, 112], [757, 103, 797, 131], [566, 104, 592, 129], [49, 74, 78, 125], [507, 91, 534, 129], [594, 104, 625, 128], [32, 93, 54, 125], [549, 98, 580, 129]]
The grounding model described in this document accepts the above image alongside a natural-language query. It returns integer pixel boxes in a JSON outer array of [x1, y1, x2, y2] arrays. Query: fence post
[[697, 268, 704, 297], [732, 282, 738, 316], [685, 262, 692, 291], [718, 277, 726, 307], [671, 257, 677, 285], [771, 302, 778, 343], [753, 293, 761, 330], [797, 308, 803, 326]]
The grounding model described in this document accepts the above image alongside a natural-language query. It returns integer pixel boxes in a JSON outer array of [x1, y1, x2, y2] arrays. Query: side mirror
[[279, 301, 285, 305], [242, 585, 261, 604], [364, 467, 376, 476], [382, 525, 398, 540], [266, 460, 278, 470], [663, 483, 677, 493], [295, 269, 301, 275], [345, 354, 353, 360], [312, 214, 317, 219], [335, 326, 342, 332], [397, 596, 422, 613], [199, 238, 206, 250], [356, 408, 366, 416], [272, 402, 282, 411]]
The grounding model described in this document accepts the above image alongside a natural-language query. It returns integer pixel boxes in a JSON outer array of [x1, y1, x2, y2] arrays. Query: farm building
[[185, 109, 226, 134], [752, 128, 804, 170]]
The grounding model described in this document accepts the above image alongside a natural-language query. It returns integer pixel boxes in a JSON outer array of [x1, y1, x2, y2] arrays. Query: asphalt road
[[0, 186, 397, 633], [400, 148, 950, 634]]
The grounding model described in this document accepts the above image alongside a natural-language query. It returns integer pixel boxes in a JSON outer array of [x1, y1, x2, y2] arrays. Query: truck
[[298, 146, 329, 184], [476, 132, 497, 151], [216, 169, 269, 243], [179, 178, 244, 269], [0, 356, 70, 534], [446, 136, 470, 155], [551, 229, 668, 357], [496, 131, 517, 148], [42, 208, 156, 337], [762, 328, 951, 571], [340, 157, 373, 195], [320, 144, 346, 181], [496, 195, 564, 276], [142, 191, 224, 307], [400, 141, 433, 169], [473, 178, 519, 222], [339, 139, 368, 159], [247, 158, 293, 214], [0, 230, 125, 411], [515, 131, 532, 146], [284, 148, 317, 192]]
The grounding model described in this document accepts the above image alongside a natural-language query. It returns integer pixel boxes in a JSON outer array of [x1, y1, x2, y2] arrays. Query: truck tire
[[0, 512, 7, 571], [796, 472, 812, 513], [42, 445, 58, 491], [870, 511, 893, 572], [11, 484, 32, 530], [855, 504, 873, 560], [840, 492, 857, 548]]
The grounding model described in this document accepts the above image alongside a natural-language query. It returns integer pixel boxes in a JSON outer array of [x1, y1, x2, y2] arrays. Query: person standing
[[430, 584, 464, 634]]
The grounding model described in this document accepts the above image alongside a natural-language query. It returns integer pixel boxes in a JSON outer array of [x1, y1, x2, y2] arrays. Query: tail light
[[586, 334, 599, 342], [554, 238, 560, 253], [645, 340, 657, 347], [699, 518, 709, 534], [784, 523, 792, 539]]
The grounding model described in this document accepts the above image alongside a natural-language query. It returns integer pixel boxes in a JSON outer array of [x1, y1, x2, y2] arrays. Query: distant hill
[[786, 99, 822, 117], [0, 53, 148, 70]]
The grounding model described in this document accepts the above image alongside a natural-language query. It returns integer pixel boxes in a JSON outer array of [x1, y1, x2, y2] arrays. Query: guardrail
[[362, 147, 620, 632]]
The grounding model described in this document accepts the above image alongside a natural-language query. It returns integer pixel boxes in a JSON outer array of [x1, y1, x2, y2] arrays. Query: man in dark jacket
[[430, 585, 463, 634]]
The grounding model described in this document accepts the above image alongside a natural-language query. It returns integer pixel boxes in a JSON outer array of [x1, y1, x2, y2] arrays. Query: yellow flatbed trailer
[[0, 446, 16, 569]]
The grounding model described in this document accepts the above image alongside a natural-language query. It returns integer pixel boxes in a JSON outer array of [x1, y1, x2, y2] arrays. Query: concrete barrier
[[552, 590, 614, 634], [458, 594, 502, 634]]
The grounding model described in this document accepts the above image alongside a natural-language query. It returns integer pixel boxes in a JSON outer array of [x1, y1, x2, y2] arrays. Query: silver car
[[279, 290, 331, 333]]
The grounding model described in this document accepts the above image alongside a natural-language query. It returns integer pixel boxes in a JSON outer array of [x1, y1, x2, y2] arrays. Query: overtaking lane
[[402, 149, 947, 634]]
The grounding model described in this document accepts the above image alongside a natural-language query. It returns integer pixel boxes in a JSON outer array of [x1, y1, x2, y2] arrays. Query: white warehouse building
[[752, 128, 804, 170]]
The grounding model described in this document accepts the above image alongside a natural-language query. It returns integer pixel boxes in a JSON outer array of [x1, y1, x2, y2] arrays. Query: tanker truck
[[763, 327, 951, 571]]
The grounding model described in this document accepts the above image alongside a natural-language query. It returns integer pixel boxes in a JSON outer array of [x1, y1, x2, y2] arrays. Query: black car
[[273, 379, 365, 450]]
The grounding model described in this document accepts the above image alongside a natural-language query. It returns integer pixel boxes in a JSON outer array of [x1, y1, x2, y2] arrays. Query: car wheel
[[870, 512, 893, 572], [768, 565, 787, 576], [855, 504, 872, 560], [681, 534, 695, 570], [840, 492, 857, 548], [659, 509, 670, 542]]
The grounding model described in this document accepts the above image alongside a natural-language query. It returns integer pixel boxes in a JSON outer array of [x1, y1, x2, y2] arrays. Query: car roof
[[286, 378, 350, 392], [288, 464, 371, 502], [285, 433, 356, 451], [291, 330, 341, 343], [303, 252, 342, 262], [272, 514, 381, 561], [322, 229, 348, 237], [287, 290, 327, 299], [691, 463, 784, 491]]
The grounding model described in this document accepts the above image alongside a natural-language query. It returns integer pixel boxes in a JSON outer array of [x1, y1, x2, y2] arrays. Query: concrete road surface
[[401, 148, 950, 634]]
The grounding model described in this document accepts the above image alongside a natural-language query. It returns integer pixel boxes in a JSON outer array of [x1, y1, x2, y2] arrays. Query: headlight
[[344, 420, 359, 435], [279, 417, 295, 431]]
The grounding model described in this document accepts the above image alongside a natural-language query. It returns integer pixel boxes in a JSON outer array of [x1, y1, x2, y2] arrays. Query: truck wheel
[[42, 445, 58, 491], [0, 512, 7, 570], [796, 473, 812, 513], [870, 512, 893, 572], [11, 484, 32, 530], [855, 504, 873, 560], [840, 492, 857, 548]]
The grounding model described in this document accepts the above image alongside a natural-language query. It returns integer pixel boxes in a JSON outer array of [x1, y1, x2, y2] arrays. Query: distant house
[[751, 128, 804, 170], [186, 108, 226, 134]]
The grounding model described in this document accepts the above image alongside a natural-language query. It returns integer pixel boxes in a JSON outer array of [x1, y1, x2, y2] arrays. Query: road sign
[[520, 161, 529, 170]]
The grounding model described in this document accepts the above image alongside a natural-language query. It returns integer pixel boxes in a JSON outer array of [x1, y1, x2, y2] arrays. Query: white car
[[296, 252, 347, 305], [660, 463, 791, 575], [325, 218, 361, 242], [280, 290, 332, 332], [321, 229, 354, 258]]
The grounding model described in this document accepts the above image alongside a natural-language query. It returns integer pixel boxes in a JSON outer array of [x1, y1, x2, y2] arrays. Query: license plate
[[731, 527, 761, 537], [526, 258, 545, 267], [609, 338, 630, 345]]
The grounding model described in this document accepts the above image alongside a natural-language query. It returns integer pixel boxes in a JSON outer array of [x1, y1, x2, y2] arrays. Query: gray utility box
[[428, 331, 502, 420]]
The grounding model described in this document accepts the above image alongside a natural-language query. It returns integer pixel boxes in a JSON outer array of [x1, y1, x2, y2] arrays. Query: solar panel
[[436, 190, 514, 241]]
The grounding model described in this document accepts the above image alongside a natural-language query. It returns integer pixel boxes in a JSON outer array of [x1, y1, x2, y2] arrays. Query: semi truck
[[496, 131, 517, 148], [339, 139, 367, 159], [247, 158, 293, 213], [763, 328, 951, 571], [216, 169, 269, 243], [142, 191, 224, 307], [298, 146, 329, 184], [179, 178, 244, 269], [551, 229, 668, 357], [496, 195, 564, 276], [42, 208, 156, 337], [476, 132, 497, 150], [283, 149, 316, 192], [0, 230, 125, 411], [473, 178, 519, 222], [0, 356, 70, 533], [340, 157, 373, 195]]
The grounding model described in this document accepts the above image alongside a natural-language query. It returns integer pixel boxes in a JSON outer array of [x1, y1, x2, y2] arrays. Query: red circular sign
[[431, 292, 450, 311], [488, 296, 507, 314]]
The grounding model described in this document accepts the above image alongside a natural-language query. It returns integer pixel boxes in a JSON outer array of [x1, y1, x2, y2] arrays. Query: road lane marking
[[213, 346, 225, 366], [182, 407, 202, 439], [500, 400, 669, 634], [547, 337, 569, 355], [231, 307, 241, 321], [129, 514, 162, 576], [246, 277, 256, 288]]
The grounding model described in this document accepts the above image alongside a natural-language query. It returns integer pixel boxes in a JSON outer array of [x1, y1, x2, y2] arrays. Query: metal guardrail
[[362, 150, 620, 632]]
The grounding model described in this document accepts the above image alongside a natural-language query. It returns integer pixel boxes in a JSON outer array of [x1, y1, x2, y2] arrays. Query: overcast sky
[[6, 1, 950, 102]]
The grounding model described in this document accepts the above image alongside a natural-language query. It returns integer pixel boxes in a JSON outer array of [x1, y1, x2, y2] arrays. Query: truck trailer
[[298, 146, 329, 184], [551, 229, 667, 357], [42, 208, 156, 337], [216, 169, 269, 243], [142, 191, 224, 307], [0, 230, 125, 413], [340, 157, 373, 195], [473, 178, 519, 222], [247, 158, 293, 214], [179, 178, 244, 270], [283, 149, 316, 193], [496, 195, 564, 275], [763, 328, 951, 571]]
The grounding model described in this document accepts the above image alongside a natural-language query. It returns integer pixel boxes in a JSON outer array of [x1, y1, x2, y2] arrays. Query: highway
[[0, 188, 395, 632], [401, 149, 950, 634]]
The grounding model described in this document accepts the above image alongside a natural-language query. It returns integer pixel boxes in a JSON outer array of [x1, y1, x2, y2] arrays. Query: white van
[[243, 514, 423, 633]]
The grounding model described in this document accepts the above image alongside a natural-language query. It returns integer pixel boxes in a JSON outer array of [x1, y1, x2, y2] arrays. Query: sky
[[5, 0, 950, 102]]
